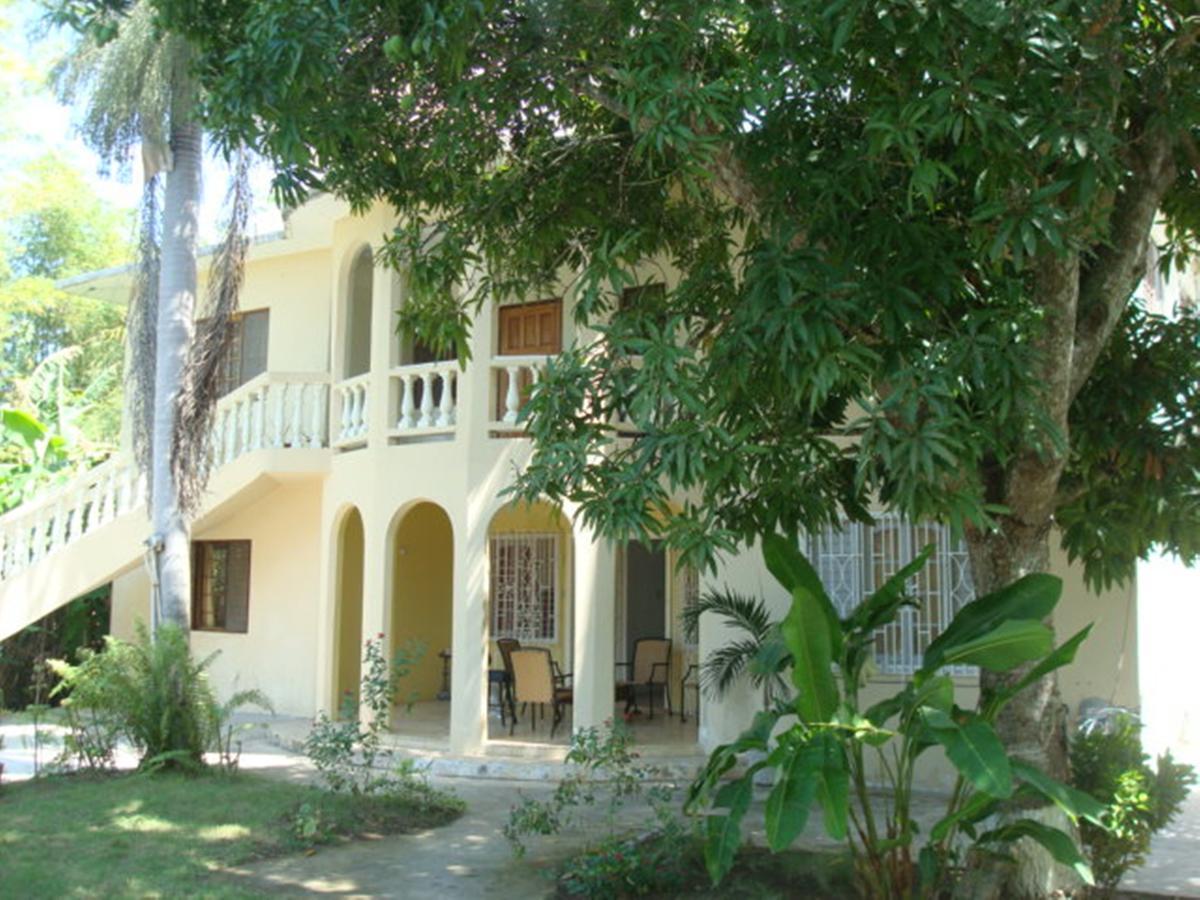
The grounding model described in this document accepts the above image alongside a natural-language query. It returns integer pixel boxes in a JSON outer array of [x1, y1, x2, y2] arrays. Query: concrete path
[[3, 717, 1198, 898]]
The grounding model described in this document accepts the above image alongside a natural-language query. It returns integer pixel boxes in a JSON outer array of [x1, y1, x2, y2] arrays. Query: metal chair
[[509, 647, 573, 737], [616, 637, 672, 719], [496, 637, 521, 725]]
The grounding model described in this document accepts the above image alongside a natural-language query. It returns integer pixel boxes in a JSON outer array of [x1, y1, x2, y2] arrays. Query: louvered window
[[191, 540, 251, 633]]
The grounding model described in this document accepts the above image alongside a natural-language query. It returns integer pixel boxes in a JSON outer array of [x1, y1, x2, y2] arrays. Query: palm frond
[[701, 638, 763, 698], [173, 147, 251, 516], [682, 588, 774, 645]]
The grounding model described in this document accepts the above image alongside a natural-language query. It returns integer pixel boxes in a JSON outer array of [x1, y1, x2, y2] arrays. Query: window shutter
[[224, 541, 251, 633], [239, 310, 269, 384]]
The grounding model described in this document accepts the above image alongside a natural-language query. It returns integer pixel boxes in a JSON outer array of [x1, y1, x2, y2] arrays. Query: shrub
[[504, 720, 688, 898], [689, 535, 1106, 899], [1070, 712, 1196, 894], [48, 621, 271, 771], [303, 636, 433, 796]]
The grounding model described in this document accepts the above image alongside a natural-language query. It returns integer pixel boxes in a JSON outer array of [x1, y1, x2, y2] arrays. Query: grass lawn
[[0, 770, 464, 898]]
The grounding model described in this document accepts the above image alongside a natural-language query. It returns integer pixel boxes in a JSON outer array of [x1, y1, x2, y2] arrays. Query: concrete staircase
[[0, 374, 330, 641]]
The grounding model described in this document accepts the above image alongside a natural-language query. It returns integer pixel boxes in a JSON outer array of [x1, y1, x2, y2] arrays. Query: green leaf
[[922, 574, 1061, 672], [936, 619, 1054, 671], [1010, 759, 1106, 826], [922, 708, 1013, 798], [977, 819, 1094, 885], [995, 625, 1093, 709], [762, 534, 842, 656], [781, 586, 839, 723], [705, 777, 753, 884], [846, 543, 932, 635], [1, 408, 48, 451], [765, 740, 821, 851], [931, 790, 1000, 841], [813, 732, 850, 840]]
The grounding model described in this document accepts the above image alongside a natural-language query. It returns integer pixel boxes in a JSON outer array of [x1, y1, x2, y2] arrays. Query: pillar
[[572, 519, 617, 733], [450, 513, 489, 752]]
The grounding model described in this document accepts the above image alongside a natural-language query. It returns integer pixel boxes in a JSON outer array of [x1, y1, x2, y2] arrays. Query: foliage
[[688, 536, 1105, 898], [681, 588, 789, 706], [1070, 713, 1196, 893], [0, 151, 130, 449], [0, 769, 458, 896], [47, 621, 272, 770], [108, 0, 1200, 590], [504, 721, 680, 861], [303, 635, 428, 795], [0, 585, 109, 711], [558, 818, 694, 899]]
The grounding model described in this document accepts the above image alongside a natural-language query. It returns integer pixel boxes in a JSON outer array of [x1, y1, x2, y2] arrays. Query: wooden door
[[496, 300, 561, 420], [498, 299, 562, 356]]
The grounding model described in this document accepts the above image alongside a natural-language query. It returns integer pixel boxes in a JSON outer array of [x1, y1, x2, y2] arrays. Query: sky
[[1, 0, 282, 247]]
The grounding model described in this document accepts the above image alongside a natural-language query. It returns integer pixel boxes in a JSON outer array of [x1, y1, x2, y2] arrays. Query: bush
[[48, 621, 271, 771], [303, 636, 425, 795], [1071, 712, 1196, 894], [558, 818, 693, 898]]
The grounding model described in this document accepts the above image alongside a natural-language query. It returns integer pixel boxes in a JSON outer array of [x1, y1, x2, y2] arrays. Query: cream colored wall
[[334, 509, 365, 709], [391, 502, 454, 703], [107, 481, 324, 717], [1053, 541, 1139, 715]]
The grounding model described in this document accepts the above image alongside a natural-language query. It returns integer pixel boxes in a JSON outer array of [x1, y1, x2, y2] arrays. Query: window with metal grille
[[191, 540, 251, 633], [490, 534, 557, 642], [803, 515, 976, 676], [680, 565, 700, 651]]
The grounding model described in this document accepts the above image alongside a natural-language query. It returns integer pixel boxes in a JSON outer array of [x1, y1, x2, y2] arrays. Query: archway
[[486, 500, 573, 742], [389, 502, 454, 738], [344, 247, 373, 378], [332, 507, 365, 714]]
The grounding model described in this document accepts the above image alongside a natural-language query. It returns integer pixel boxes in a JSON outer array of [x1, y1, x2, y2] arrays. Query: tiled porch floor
[[387, 698, 699, 751]]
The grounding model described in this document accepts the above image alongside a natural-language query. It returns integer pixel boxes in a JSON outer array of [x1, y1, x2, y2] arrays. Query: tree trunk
[[150, 112, 201, 632], [965, 523, 1071, 780], [961, 522, 1075, 900]]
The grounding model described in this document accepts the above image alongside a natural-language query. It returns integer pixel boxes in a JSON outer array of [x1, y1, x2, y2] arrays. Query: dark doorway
[[624, 540, 666, 661]]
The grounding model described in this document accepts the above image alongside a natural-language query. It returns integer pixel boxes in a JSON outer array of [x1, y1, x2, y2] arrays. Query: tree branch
[[1070, 129, 1177, 401]]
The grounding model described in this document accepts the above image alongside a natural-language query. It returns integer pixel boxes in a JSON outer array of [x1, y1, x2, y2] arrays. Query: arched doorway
[[333, 507, 365, 714], [486, 500, 573, 742], [389, 502, 454, 738], [344, 247, 373, 378]]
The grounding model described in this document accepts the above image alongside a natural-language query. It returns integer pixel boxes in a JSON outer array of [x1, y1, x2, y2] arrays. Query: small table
[[488, 668, 513, 725], [437, 649, 452, 701]]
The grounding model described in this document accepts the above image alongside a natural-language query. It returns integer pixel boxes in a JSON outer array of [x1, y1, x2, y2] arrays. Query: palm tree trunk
[[150, 111, 201, 631]]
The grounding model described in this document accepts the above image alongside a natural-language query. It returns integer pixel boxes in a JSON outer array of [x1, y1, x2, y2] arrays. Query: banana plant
[[686, 534, 1103, 898]]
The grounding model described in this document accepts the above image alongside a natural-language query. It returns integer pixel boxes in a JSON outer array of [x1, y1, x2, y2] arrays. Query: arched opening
[[389, 501, 454, 740], [486, 500, 573, 742], [344, 247, 373, 378], [333, 507, 365, 713]]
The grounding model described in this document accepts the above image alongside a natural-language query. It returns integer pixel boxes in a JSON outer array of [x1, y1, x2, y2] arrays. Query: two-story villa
[[0, 193, 1148, 784]]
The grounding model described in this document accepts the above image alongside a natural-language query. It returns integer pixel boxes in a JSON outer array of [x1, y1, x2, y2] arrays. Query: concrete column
[[359, 507, 391, 728], [367, 248, 395, 449], [572, 519, 617, 734], [314, 502, 339, 716], [450, 511, 489, 753]]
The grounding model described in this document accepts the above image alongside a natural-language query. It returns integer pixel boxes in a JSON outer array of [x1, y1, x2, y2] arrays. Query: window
[[803, 515, 976, 675], [191, 540, 251, 633], [490, 534, 557, 642], [215, 309, 270, 396]]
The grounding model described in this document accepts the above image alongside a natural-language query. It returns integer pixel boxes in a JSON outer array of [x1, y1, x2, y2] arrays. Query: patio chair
[[616, 637, 672, 719], [496, 637, 521, 724], [509, 647, 573, 738]]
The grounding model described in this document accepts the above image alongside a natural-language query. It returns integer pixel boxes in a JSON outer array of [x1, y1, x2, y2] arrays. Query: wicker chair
[[509, 647, 573, 737], [616, 637, 672, 719]]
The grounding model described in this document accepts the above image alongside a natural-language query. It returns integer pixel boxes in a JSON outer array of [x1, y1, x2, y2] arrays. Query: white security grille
[[680, 565, 700, 651], [804, 514, 976, 676], [490, 534, 558, 642]]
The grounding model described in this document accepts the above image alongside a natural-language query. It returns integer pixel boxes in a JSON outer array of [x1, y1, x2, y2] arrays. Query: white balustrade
[[389, 362, 458, 438], [489, 356, 549, 428], [333, 373, 371, 447], [0, 373, 330, 582]]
